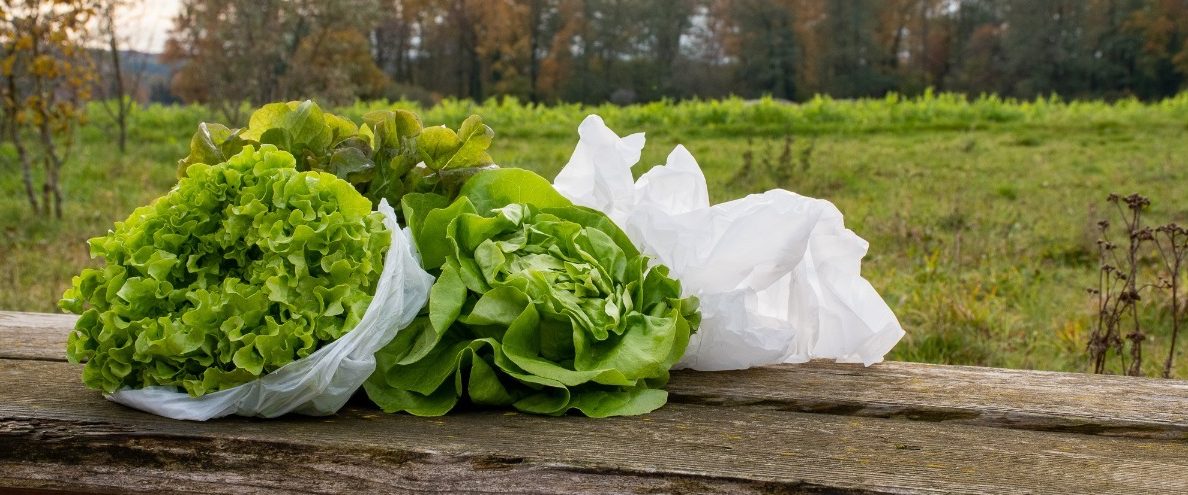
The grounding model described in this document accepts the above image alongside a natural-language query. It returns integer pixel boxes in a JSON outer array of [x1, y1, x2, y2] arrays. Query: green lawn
[[4, 96, 1187, 377]]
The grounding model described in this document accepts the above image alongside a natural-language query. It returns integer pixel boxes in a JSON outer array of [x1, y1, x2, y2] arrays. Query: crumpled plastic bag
[[554, 115, 904, 371], [106, 199, 435, 420]]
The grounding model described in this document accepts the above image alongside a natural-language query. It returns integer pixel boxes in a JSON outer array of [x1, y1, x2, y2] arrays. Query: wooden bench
[[2, 310, 1186, 494]]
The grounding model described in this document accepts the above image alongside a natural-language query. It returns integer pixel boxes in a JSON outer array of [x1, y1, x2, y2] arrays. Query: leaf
[[364, 109, 422, 158], [366, 169, 698, 417], [567, 387, 669, 418], [458, 168, 573, 213], [176, 123, 247, 178], [429, 264, 467, 333], [443, 115, 495, 170], [259, 127, 292, 151], [242, 100, 332, 155], [415, 195, 478, 270], [328, 147, 375, 185], [417, 125, 462, 171], [400, 192, 450, 242], [391, 110, 423, 141], [280, 100, 333, 151], [325, 113, 360, 145], [380, 317, 440, 366], [542, 205, 640, 258], [459, 285, 529, 327], [240, 102, 292, 141], [465, 350, 517, 405], [363, 111, 399, 150]]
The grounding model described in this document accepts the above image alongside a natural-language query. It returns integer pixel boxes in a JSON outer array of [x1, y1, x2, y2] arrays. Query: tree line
[[5, 0, 1188, 218], [161, 0, 1188, 112]]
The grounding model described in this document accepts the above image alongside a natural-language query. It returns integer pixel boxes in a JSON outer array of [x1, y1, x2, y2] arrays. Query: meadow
[[4, 93, 1188, 377]]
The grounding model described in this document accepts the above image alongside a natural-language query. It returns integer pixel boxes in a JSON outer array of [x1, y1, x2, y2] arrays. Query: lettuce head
[[364, 168, 699, 417], [60, 144, 390, 396]]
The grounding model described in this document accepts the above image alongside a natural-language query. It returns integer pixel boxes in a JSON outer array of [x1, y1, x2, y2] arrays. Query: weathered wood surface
[[2, 310, 1187, 494], [0, 311, 74, 361], [7, 310, 1186, 439]]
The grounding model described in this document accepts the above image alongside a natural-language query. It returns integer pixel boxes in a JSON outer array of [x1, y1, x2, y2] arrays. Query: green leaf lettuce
[[61, 144, 390, 396], [364, 168, 700, 417]]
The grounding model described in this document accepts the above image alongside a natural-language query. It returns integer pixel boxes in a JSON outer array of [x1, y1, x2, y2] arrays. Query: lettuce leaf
[[177, 100, 495, 212], [61, 145, 390, 396], [365, 168, 700, 417]]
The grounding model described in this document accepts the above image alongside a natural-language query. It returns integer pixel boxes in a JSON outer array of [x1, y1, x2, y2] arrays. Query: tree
[[1082, 0, 1146, 98], [1, 0, 97, 218], [940, 1, 1005, 94], [719, 0, 800, 99], [635, 0, 694, 99], [373, 0, 421, 85], [285, 28, 389, 105], [164, 0, 386, 121], [152, 0, 1188, 104], [536, 0, 586, 101], [1127, 0, 1188, 97], [525, 0, 557, 102], [1003, 0, 1092, 97], [163, 0, 284, 122], [472, 0, 535, 99], [96, 0, 148, 154], [811, 0, 900, 97]]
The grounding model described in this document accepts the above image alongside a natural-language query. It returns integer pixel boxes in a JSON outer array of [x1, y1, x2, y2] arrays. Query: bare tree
[[97, 0, 148, 154]]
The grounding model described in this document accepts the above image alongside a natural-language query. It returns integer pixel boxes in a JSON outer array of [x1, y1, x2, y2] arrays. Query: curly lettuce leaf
[[62, 145, 390, 396], [366, 168, 699, 417]]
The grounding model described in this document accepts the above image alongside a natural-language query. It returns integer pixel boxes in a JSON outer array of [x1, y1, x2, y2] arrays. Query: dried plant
[[1088, 193, 1186, 377], [773, 134, 794, 184], [731, 134, 814, 191], [729, 137, 757, 188], [1153, 223, 1188, 378]]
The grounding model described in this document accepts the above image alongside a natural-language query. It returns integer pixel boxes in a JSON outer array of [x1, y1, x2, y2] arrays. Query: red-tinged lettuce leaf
[[176, 100, 496, 216]]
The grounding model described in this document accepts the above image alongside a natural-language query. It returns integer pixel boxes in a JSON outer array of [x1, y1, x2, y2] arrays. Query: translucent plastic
[[554, 115, 904, 370], [106, 199, 435, 420]]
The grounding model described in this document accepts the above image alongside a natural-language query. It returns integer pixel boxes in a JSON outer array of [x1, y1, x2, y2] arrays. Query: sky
[[122, 0, 181, 53]]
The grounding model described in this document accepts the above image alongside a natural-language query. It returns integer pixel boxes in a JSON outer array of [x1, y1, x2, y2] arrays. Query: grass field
[[4, 94, 1188, 377]]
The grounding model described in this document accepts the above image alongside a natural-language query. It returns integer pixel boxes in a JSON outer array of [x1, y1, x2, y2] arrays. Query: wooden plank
[[671, 362, 1188, 439], [2, 359, 1187, 495], [5, 310, 1187, 438], [0, 311, 73, 361]]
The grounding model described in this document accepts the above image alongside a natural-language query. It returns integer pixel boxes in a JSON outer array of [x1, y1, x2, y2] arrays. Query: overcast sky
[[123, 0, 181, 53]]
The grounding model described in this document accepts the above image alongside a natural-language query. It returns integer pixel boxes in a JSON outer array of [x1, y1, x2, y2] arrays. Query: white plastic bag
[[554, 115, 904, 371], [106, 199, 434, 420]]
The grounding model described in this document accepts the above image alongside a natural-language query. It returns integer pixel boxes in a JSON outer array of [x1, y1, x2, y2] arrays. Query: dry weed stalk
[[1089, 193, 1185, 377]]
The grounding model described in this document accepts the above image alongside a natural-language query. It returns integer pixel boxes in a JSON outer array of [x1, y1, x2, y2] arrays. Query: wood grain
[[0, 311, 73, 361], [5, 310, 1187, 438], [2, 359, 1187, 495], [670, 362, 1188, 439]]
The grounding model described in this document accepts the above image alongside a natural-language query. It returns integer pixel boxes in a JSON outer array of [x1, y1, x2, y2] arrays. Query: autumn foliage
[[1, 0, 97, 218], [155, 0, 1188, 113]]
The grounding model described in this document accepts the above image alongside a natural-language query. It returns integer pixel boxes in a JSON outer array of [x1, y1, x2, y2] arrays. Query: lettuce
[[364, 168, 700, 417], [60, 145, 390, 396], [177, 100, 495, 212]]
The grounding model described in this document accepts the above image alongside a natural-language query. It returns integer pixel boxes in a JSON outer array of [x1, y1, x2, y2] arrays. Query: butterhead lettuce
[[60, 144, 390, 396], [364, 168, 699, 417]]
